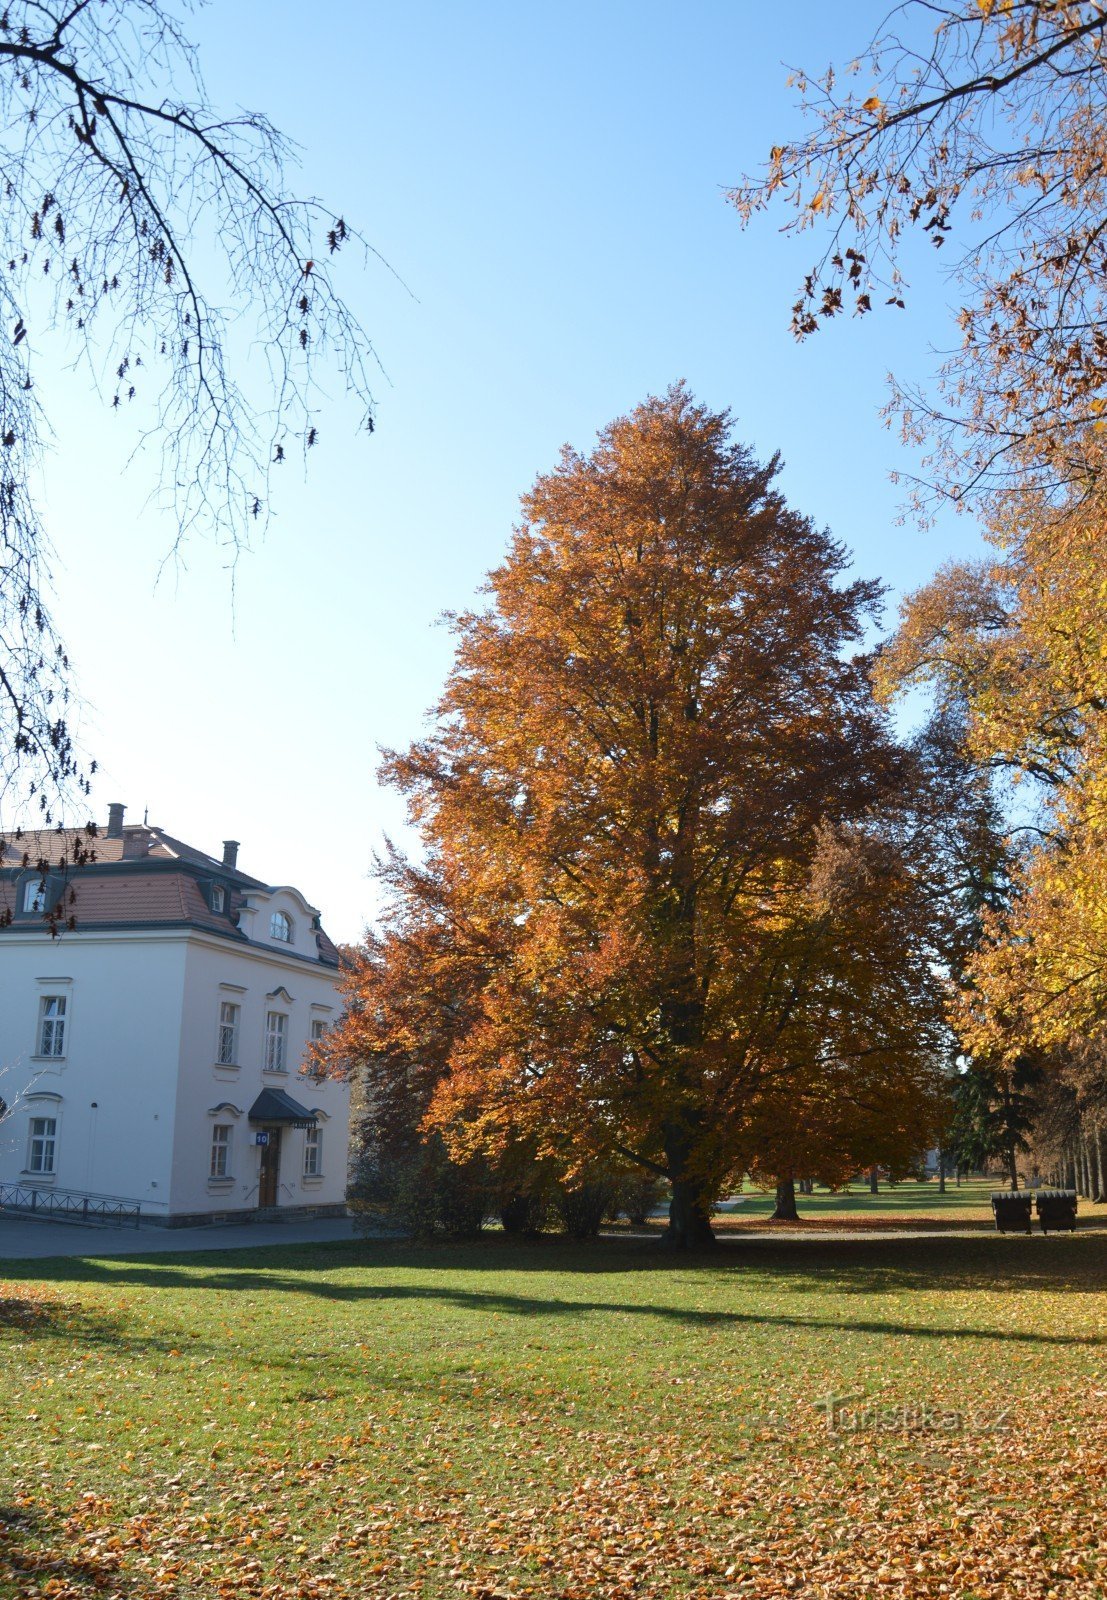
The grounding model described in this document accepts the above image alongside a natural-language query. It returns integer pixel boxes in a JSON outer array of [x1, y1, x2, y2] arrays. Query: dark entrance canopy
[[247, 1088, 317, 1129]]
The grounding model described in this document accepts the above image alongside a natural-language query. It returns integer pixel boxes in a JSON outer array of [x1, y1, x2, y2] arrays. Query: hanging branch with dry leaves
[[731, 1, 1107, 507], [0, 0, 381, 823]]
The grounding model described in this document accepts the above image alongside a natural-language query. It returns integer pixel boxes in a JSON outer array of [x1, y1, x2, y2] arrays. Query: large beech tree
[[327, 388, 950, 1246]]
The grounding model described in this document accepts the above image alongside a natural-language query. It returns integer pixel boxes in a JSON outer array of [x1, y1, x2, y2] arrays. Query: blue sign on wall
[[254, 1131, 270, 1146]]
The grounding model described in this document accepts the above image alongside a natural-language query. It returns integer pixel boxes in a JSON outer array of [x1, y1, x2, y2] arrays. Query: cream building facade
[[0, 806, 349, 1225]]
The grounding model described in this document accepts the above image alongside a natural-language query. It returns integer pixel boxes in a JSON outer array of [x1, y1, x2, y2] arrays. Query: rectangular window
[[217, 1001, 240, 1065], [211, 885, 225, 913], [210, 1124, 232, 1179], [264, 1011, 287, 1072], [23, 879, 46, 913], [303, 1126, 322, 1177], [38, 995, 66, 1058], [310, 1019, 327, 1044], [28, 1117, 57, 1174]]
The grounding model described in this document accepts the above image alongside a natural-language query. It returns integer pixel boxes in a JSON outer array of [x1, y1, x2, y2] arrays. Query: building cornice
[[0, 922, 341, 974]]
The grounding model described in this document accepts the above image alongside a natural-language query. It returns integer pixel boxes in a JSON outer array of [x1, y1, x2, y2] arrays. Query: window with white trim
[[38, 995, 67, 1058], [270, 911, 292, 943], [303, 1125, 322, 1177], [28, 1116, 57, 1174], [216, 1001, 240, 1066], [210, 1124, 232, 1179], [264, 1011, 287, 1072], [211, 885, 225, 914], [310, 1019, 327, 1044], [22, 879, 46, 913]]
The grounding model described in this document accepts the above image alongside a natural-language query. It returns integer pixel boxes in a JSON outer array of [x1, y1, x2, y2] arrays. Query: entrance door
[[258, 1128, 281, 1207]]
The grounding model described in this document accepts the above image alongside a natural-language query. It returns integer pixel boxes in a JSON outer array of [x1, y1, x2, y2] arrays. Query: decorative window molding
[[266, 985, 295, 1004], [207, 1102, 243, 1119], [218, 982, 247, 994]]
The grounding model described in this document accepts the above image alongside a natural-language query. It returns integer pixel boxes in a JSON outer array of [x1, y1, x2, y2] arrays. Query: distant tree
[[949, 1058, 1040, 1189], [0, 0, 378, 822], [323, 386, 953, 1248], [731, 1, 1107, 506]]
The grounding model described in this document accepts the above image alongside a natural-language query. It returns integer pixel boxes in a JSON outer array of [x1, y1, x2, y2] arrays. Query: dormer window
[[270, 911, 293, 944], [22, 879, 46, 914], [211, 885, 225, 914]]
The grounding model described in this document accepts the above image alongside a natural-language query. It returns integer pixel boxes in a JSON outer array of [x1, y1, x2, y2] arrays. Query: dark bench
[[991, 1192, 1032, 1233], [1034, 1189, 1078, 1234]]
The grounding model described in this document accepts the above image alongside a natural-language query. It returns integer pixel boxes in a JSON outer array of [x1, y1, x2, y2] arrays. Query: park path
[[3, 1213, 1106, 1263], [0, 1212, 359, 1262]]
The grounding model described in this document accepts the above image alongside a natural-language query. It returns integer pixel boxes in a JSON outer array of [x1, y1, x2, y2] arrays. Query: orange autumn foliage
[[324, 388, 952, 1245]]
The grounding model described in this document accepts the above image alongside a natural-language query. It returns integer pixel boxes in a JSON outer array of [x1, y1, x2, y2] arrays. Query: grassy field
[[3, 1232, 1106, 1599], [708, 1178, 1033, 1230]]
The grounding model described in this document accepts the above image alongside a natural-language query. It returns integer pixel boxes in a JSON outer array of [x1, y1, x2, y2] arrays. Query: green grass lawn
[[3, 1233, 1106, 1599], [710, 1178, 1021, 1229]]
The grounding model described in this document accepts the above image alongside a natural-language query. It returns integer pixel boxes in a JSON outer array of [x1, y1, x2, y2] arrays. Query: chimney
[[106, 802, 126, 838], [222, 839, 239, 870]]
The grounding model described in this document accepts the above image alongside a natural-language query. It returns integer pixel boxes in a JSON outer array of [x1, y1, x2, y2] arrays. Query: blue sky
[[37, 0, 983, 941]]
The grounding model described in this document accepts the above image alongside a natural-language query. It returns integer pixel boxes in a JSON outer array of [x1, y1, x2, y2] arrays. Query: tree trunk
[[937, 1149, 946, 1195], [1096, 1127, 1106, 1201], [771, 1176, 800, 1221], [868, 1167, 879, 1194], [664, 1175, 716, 1248], [1006, 1145, 1019, 1190]]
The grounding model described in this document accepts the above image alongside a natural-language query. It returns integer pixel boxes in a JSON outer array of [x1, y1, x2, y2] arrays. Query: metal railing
[[0, 1180, 143, 1228]]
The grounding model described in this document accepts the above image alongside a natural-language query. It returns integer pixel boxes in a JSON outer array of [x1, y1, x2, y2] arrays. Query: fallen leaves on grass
[[3, 1381, 1105, 1599], [0, 1280, 77, 1329]]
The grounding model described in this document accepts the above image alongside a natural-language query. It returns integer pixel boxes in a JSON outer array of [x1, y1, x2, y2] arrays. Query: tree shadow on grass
[[5, 1245, 1107, 1351], [16, 1227, 1107, 1293], [0, 1501, 156, 1600]]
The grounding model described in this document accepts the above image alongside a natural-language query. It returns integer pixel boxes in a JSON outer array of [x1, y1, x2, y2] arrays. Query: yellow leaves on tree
[[879, 465, 1107, 1063]]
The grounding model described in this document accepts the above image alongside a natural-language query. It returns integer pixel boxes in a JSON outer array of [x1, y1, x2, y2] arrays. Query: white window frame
[[27, 1115, 58, 1174], [270, 910, 293, 943], [22, 878, 46, 914], [216, 1000, 240, 1066], [210, 1123, 232, 1179], [211, 885, 225, 914], [37, 994, 67, 1059], [310, 1019, 327, 1044], [264, 1011, 287, 1073], [303, 1125, 322, 1177]]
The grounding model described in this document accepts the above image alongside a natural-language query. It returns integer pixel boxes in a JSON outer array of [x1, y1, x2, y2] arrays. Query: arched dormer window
[[270, 910, 293, 944]]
